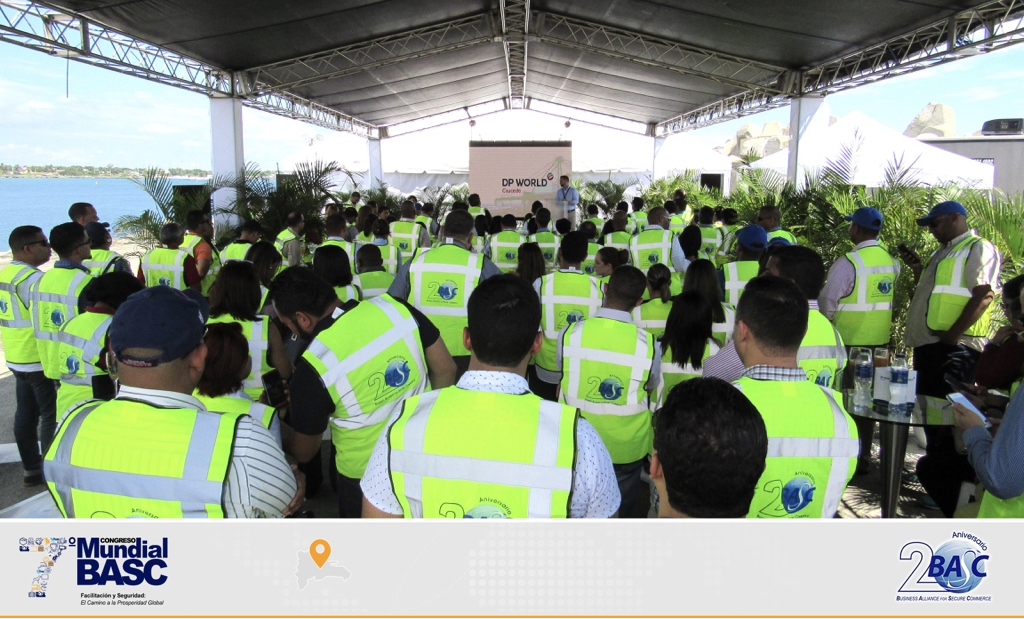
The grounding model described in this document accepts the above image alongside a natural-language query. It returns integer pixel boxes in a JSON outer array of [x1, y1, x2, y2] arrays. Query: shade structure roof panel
[[44, 0, 1006, 131]]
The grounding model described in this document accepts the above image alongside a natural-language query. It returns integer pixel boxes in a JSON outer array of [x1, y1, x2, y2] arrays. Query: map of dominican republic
[[294, 539, 351, 591]]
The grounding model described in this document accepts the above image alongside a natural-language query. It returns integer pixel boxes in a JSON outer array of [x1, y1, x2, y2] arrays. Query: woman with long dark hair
[[633, 263, 674, 339], [208, 260, 293, 400], [244, 241, 283, 314], [682, 258, 735, 347], [312, 244, 362, 303], [657, 290, 720, 409], [515, 242, 547, 285]]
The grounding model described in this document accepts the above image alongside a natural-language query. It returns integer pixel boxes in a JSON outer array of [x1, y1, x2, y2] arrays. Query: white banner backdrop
[[468, 141, 572, 218], [2, 520, 1016, 617]]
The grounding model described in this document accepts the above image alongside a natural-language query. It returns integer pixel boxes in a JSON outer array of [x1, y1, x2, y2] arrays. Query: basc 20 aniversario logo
[[897, 531, 992, 604]]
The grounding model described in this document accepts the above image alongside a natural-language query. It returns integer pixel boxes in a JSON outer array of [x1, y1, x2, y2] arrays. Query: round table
[[843, 392, 955, 518]]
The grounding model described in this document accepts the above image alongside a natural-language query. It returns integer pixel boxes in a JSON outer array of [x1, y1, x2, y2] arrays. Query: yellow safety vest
[[44, 399, 243, 518], [29, 267, 93, 380], [632, 298, 673, 339], [712, 302, 736, 348], [387, 387, 577, 518], [0, 263, 43, 370], [56, 311, 111, 419], [82, 249, 122, 277], [629, 229, 674, 272], [560, 315, 654, 463], [628, 212, 648, 235], [415, 215, 434, 239], [182, 233, 221, 296], [408, 244, 484, 358], [318, 238, 358, 275], [194, 393, 277, 431], [720, 224, 741, 258], [378, 242, 402, 275], [669, 215, 687, 235], [221, 241, 253, 262], [391, 220, 421, 255], [207, 315, 271, 400], [735, 378, 858, 518], [581, 243, 602, 277], [529, 231, 558, 269], [467, 206, 485, 217], [303, 295, 429, 478], [603, 231, 631, 253], [927, 235, 995, 337], [833, 245, 898, 346], [471, 234, 487, 255], [334, 284, 362, 303], [657, 339, 719, 409], [722, 260, 759, 306], [490, 230, 524, 273], [698, 224, 724, 256], [641, 271, 682, 301], [535, 270, 602, 373], [798, 310, 848, 389], [587, 216, 605, 231], [359, 270, 395, 299], [768, 229, 798, 244], [141, 247, 191, 290], [274, 229, 297, 253]]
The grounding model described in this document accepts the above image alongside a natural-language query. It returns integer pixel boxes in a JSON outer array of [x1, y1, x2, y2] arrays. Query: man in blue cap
[[43, 286, 302, 518], [900, 200, 1001, 515], [718, 225, 768, 306], [819, 206, 901, 473]]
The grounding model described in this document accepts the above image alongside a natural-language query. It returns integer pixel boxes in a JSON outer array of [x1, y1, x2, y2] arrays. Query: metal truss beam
[[246, 14, 495, 95], [656, 0, 1024, 135], [532, 11, 789, 96], [0, 0, 379, 138], [500, 0, 529, 108]]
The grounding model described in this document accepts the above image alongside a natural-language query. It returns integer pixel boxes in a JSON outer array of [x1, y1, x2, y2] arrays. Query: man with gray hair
[[138, 222, 202, 291]]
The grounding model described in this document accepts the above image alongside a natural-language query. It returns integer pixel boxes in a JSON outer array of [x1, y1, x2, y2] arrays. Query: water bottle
[[853, 350, 873, 409], [888, 353, 910, 416]]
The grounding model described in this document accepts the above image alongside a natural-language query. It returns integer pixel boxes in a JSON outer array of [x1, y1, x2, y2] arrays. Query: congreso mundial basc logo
[[897, 531, 992, 603], [18, 536, 169, 606]]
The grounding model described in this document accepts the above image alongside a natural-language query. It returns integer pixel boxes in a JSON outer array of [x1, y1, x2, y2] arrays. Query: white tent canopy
[[751, 111, 994, 188]]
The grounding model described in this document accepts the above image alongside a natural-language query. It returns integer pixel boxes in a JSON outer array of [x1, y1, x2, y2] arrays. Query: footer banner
[[1, 520, 1016, 616]]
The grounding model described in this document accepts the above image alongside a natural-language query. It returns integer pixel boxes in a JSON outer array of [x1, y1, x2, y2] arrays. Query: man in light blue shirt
[[556, 175, 580, 231]]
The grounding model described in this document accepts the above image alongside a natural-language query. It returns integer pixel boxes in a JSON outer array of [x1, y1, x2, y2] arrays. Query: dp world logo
[[384, 359, 411, 388], [0, 297, 8, 314], [899, 533, 990, 599], [646, 252, 660, 265], [781, 476, 815, 513], [546, 173, 554, 181], [598, 377, 623, 401], [878, 278, 894, 294], [159, 276, 171, 287], [49, 308, 65, 327], [65, 354, 80, 375]]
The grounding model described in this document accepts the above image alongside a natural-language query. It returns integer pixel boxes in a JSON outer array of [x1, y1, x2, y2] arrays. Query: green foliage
[[116, 168, 219, 251], [583, 176, 637, 215]]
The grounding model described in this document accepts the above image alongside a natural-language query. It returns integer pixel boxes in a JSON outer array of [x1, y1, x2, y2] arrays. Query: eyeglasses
[[24, 239, 50, 248]]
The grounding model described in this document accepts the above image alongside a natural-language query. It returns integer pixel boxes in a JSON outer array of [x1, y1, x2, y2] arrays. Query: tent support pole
[[210, 96, 245, 218], [787, 96, 828, 189]]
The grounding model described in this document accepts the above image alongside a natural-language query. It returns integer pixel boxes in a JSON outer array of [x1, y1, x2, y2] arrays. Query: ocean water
[[0, 177, 206, 251]]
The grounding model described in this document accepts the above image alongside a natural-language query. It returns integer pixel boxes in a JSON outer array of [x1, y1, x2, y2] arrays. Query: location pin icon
[[310, 539, 331, 568]]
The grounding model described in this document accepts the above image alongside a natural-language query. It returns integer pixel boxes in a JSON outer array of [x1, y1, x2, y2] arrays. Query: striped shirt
[[116, 386, 297, 518], [741, 365, 809, 382]]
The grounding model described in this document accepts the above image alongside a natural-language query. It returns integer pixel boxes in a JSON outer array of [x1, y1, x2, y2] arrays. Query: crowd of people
[[1, 189, 1021, 519]]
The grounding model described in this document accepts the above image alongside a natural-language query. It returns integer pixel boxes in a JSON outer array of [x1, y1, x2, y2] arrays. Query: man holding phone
[[901, 200, 1001, 515]]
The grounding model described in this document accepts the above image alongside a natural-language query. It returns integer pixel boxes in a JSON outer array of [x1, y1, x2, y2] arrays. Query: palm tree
[[116, 168, 221, 251]]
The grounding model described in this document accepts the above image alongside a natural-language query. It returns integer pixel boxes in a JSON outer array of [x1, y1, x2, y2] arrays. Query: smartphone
[[947, 392, 990, 427], [944, 372, 967, 393], [261, 369, 289, 408]]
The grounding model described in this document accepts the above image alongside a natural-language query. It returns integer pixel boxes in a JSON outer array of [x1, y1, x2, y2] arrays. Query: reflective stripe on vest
[[581, 243, 601, 277], [536, 271, 601, 372], [768, 229, 798, 244], [82, 249, 119, 277], [0, 264, 42, 367], [195, 393, 276, 431], [927, 235, 994, 337], [409, 245, 484, 357], [391, 221, 420, 255], [529, 232, 558, 268], [561, 317, 654, 463], [183, 234, 221, 296], [221, 242, 252, 262], [735, 379, 858, 518], [723, 261, 759, 306], [388, 389, 576, 518], [632, 298, 673, 339], [657, 340, 719, 409], [415, 215, 434, 238], [798, 311, 847, 389], [833, 245, 898, 345], [630, 229, 673, 271], [379, 242, 401, 275], [57, 313, 110, 385], [141, 248, 190, 290], [44, 401, 241, 518], [29, 268, 92, 379], [490, 230, 524, 272], [207, 315, 270, 397], [303, 295, 428, 478], [669, 215, 686, 235], [603, 231, 631, 253], [712, 303, 736, 347], [359, 271, 395, 299]]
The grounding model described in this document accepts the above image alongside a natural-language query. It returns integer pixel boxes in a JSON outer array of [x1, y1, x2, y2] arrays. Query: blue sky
[[2, 39, 1024, 171]]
